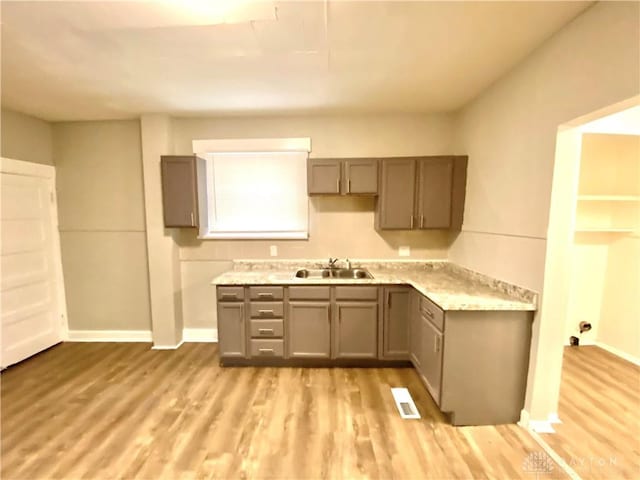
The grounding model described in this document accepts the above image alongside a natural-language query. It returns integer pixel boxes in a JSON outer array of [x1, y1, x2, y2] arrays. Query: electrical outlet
[[399, 246, 410, 257], [270, 245, 278, 257]]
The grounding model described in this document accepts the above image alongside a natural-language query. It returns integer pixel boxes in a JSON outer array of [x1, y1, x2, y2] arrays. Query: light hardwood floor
[[540, 346, 640, 480], [1, 343, 566, 480]]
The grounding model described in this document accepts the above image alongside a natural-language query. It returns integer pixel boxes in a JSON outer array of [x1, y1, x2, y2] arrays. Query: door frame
[[0, 157, 69, 359]]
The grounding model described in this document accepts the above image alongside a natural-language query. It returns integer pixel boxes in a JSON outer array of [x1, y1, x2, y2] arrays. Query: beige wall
[[450, 1, 640, 421], [53, 120, 151, 331], [1, 108, 53, 165], [172, 113, 456, 328], [599, 235, 640, 359]]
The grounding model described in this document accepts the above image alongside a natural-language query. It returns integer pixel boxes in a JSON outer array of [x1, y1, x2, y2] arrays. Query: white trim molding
[[152, 340, 184, 350], [183, 328, 218, 343], [518, 410, 561, 433], [192, 137, 311, 154], [67, 330, 152, 342], [595, 342, 640, 366]]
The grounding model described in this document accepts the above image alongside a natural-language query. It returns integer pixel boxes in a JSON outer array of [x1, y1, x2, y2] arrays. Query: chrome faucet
[[345, 258, 351, 269], [328, 257, 339, 268]]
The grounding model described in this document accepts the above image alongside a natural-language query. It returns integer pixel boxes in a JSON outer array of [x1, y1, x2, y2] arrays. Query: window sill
[[197, 231, 309, 240]]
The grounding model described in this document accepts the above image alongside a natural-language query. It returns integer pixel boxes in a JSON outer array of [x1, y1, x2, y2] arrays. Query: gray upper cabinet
[[343, 159, 378, 194], [217, 302, 246, 358], [287, 302, 331, 358], [376, 156, 467, 231], [417, 157, 453, 229], [382, 287, 410, 360], [308, 158, 378, 196], [332, 302, 378, 359], [376, 158, 416, 229], [307, 159, 341, 194], [160, 155, 201, 228]]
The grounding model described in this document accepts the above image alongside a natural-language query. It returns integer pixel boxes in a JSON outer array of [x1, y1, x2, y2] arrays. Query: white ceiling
[[0, 0, 593, 121]]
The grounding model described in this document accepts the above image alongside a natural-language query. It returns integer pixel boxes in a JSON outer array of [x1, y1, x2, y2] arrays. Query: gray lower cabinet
[[409, 290, 422, 369], [217, 302, 246, 358], [287, 302, 331, 358], [382, 287, 410, 359], [419, 313, 443, 405], [332, 302, 378, 359]]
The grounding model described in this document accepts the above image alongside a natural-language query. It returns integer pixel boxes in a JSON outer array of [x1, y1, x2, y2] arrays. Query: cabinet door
[[217, 303, 246, 358], [160, 156, 199, 228], [416, 157, 453, 229], [344, 159, 378, 195], [307, 159, 341, 194], [409, 290, 422, 369], [382, 287, 410, 360], [420, 315, 443, 405], [333, 302, 378, 359], [376, 158, 416, 229], [287, 302, 331, 358]]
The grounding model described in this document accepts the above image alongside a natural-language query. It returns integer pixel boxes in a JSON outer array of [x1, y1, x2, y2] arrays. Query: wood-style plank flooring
[[1, 343, 567, 480], [540, 346, 640, 480]]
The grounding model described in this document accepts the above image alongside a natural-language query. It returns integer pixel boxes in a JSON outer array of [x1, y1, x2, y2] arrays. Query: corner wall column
[[140, 114, 183, 347]]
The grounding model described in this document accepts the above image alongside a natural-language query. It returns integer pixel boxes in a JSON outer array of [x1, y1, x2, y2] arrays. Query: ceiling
[[1, 0, 593, 121]]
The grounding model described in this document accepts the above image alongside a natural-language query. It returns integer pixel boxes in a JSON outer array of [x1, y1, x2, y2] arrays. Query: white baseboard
[[518, 410, 561, 433], [152, 340, 184, 350], [67, 330, 152, 342], [183, 328, 218, 343], [595, 342, 640, 366]]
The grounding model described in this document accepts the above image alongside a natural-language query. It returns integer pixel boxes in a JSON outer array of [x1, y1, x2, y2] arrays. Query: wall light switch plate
[[270, 245, 278, 257], [399, 246, 410, 257]]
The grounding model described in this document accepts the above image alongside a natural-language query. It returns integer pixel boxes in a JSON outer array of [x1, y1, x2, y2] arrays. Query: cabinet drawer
[[250, 319, 284, 338], [250, 339, 284, 358], [420, 295, 444, 331], [249, 286, 284, 300], [217, 286, 245, 301], [335, 286, 378, 301], [250, 302, 284, 318], [288, 286, 331, 300]]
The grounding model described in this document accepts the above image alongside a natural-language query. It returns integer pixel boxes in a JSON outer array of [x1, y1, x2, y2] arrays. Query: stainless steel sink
[[293, 268, 373, 280]]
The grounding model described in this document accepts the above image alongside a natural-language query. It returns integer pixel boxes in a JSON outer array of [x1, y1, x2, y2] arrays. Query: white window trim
[[192, 138, 311, 240]]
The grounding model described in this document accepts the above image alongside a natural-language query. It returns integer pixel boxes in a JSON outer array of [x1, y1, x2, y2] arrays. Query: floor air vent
[[391, 387, 421, 419]]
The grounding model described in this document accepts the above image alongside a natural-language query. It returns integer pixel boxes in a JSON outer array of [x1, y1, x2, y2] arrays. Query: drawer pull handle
[[258, 348, 275, 355], [258, 309, 274, 316], [221, 293, 237, 299], [434, 336, 441, 353], [258, 328, 274, 335], [257, 293, 274, 298], [425, 309, 434, 318]]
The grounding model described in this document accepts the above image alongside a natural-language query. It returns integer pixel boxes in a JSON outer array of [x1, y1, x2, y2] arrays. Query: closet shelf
[[577, 195, 640, 201], [574, 228, 636, 233]]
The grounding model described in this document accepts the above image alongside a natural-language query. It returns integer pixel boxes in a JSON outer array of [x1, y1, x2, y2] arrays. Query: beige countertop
[[211, 260, 538, 311]]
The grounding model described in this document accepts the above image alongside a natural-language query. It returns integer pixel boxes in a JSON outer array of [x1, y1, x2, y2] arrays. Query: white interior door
[[1, 158, 66, 368]]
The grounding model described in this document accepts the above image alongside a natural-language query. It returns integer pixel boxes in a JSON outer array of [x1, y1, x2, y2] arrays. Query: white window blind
[[202, 151, 309, 239]]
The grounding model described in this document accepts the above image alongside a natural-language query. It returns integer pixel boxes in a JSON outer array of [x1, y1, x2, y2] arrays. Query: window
[[193, 138, 311, 239]]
